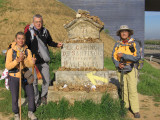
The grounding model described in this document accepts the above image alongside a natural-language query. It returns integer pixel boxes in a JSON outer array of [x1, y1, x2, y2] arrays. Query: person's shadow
[[109, 76, 121, 98], [49, 72, 55, 86]]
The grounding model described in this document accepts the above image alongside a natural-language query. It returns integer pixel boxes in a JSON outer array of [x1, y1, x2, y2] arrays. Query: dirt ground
[[146, 60, 160, 69], [0, 113, 13, 120], [127, 94, 160, 120]]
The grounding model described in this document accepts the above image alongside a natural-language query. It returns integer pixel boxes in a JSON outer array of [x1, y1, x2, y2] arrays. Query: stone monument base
[[48, 87, 118, 104], [55, 71, 109, 86], [47, 70, 119, 104]]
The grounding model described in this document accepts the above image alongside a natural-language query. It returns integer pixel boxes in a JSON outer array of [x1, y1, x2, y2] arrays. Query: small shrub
[[19, 22, 27, 26], [105, 29, 110, 34]]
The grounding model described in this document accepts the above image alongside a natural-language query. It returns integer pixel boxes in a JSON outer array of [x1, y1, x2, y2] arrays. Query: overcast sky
[[145, 12, 160, 40]]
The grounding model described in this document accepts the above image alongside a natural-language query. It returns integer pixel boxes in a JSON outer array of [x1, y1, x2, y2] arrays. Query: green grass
[[0, 0, 4, 8], [19, 21, 27, 26], [49, 50, 61, 82], [138, 60, 160, 102], [104, 29, 110, 34], [0, 0, 8, 11], [154, 103, 160, 107], [0, 89, 12, 114], [0, 54, 5, 69], [0, 90, 127, 120], [104, 57, 116, 70], [0, 18, 8, 23], [144, 40, 160, 45], [0, 79, 5, 88]]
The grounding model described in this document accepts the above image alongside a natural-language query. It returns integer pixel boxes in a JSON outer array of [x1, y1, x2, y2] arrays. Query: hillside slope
[[0, 0, 115, 57]]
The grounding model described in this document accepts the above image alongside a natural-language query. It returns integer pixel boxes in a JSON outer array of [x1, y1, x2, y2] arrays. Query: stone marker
[[55, 17, 109, 86], [48, 12, 118, 104]]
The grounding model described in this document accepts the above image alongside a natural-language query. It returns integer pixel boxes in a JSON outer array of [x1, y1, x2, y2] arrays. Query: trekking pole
[[120, 66, 124, 101], [120, 58, 124, 107], [19, 62, 22, 120]]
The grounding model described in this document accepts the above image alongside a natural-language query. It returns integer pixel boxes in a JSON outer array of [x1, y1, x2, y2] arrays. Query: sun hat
[[117, 25, 133, 36]]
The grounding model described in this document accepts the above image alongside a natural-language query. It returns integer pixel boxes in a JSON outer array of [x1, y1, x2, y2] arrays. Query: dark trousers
[[8, 76, 35, 114]]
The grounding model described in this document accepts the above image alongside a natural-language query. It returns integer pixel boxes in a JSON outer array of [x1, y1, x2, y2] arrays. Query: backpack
[[24, 24, 30, 34], [5, 42, 16, 61], [24, 24, 48, 41], [134, 39, 144, 70], [24, 24, 35, 40]]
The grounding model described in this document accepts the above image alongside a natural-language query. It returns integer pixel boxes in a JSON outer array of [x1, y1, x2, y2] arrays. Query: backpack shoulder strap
[[134, 39, 142, 48], [116, 40, 121, 50], [12, 49, 17, 61], [12, 49, 28, 61], [28, 24, 35, 41], [25, 49, 28, 57], [29, 28, 35, 41], [42, 27, 48, 38]]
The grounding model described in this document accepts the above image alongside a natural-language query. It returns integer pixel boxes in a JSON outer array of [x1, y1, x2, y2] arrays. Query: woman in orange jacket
[[5, 32, 37, 120]]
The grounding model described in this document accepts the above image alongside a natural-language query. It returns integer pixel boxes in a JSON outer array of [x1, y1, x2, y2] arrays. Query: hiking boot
[[41, 97, 47, 105], [28, 111, 37, 120], [14, 114, 19, 120], [134, 112, 140, 118]]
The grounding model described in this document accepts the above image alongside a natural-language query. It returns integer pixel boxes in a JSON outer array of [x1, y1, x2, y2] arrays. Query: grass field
[[138, 60, 160, 102], [144, 40, 160, 45], [0, 88, 127, 120]]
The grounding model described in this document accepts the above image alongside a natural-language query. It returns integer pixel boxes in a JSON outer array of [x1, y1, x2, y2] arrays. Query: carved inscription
[[61, 43, 104, 69], [68, 22, 99, 39]]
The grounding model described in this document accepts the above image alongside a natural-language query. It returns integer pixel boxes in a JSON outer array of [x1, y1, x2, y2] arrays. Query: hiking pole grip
[[19, 62, 22, 120]]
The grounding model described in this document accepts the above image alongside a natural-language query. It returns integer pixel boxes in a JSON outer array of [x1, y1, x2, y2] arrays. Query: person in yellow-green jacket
[[112, 25, 141, 118], [5, 32, 37, 120]]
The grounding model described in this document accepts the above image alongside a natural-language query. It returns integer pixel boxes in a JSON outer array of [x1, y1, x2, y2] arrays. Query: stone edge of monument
[[55, 70, 109, 86]]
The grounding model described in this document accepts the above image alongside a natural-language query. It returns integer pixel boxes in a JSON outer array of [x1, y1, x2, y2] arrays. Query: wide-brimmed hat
[[117, 25, 133, 36]]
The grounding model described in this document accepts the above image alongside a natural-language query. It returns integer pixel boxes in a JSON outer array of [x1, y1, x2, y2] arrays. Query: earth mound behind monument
[[0, 0, 115, 56]]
